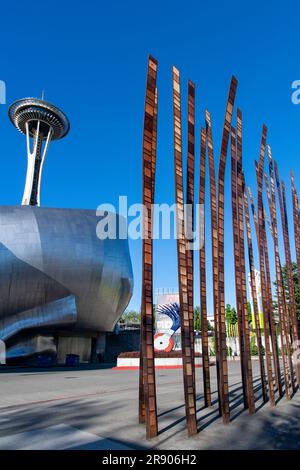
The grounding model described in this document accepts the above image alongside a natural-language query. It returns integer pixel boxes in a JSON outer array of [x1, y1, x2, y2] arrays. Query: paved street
[[0, 361, 299, 450]]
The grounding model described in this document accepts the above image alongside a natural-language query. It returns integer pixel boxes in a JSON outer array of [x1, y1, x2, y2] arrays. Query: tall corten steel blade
[[282, 179, 300, 385], [250, 190, 275, 407], [231, 126, 248, 408], [256, 153, 282, 398], [291, 172, 300, 288], [186, 80, 196, 389], [139, 87, 158, 425], [274, 161, 300, 388], [256, 130, 282, 399], [199, 126, 212, 407], [205, 110, 221, 412], [264, 148, 292, 398], [253, 125, 276, 406], [172, 66, 197, 436], [152, 88, 158, 197], [249, 184, 280, 401], [267, 149, 294, 394], [216, 76, 238, 423], [139, 56, 158, 438], [256, 158, 282, 398], [243, 185, 268, 403], [262, 215, 283, 398], [236, 110, 255, 413], [231, 117, 255, 413]]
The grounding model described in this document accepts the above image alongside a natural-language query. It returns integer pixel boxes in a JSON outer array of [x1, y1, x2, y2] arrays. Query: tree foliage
[[225, 304, 238, 337], [119, 310, 141, 324], [194, 306, 214, 331], [194, 306, 201, 330], [247, 301, 252, 326], [274, 262, 300, 320]]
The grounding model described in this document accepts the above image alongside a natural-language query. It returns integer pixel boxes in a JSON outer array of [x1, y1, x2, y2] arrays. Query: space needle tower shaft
[[9, 98, 70, 206]]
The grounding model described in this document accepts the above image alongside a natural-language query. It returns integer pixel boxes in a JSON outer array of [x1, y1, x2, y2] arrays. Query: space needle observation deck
[[8, 98, 70, 206]]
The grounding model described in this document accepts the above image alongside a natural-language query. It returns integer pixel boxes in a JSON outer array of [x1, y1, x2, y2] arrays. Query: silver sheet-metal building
[[0, 205, 133, 363]]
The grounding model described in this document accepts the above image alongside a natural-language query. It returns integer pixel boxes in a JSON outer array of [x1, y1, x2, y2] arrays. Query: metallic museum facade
[[0, 98, 133, 363]]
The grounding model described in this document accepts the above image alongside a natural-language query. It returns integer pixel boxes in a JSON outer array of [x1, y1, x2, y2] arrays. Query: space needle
[[8, 97, 70, 206]]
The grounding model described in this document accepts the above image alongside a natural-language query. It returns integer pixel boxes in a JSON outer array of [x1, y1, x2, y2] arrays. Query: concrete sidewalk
[[0, 362, 299, 450]]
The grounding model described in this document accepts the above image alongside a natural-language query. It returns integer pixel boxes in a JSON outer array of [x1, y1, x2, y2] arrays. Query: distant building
[[248, 270, 264, 328], [207, 316, 215, 329]]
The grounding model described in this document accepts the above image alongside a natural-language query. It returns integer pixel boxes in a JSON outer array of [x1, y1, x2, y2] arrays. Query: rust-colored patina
[[216, 77, 238, 423], [231, 116, 255, 413], [199, 126, 212, 407], [139, 55, 158, 438], [172, 66, 197, 436], [253, 125, 276, 406], [186, 80, 196, 390], [264, 148, 293, 398]]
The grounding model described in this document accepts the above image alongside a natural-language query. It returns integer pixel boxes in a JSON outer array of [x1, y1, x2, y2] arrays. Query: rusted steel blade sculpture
[[231, 126, 248, 407], [216, 76, 238, 423], [264, 209, 273, 236], [243, 186, 268, 403], [231, 118, 255, 413], [248, 183, 277, 404], [252, 125, 276, 406], [186, 80, 196, 389], [274, 161, 300, 388], [135, 55, 300, 439], [199, 126, 212, 407], [236, 111, 255, 412], [152, 88, 158, 197], [291, 172, 300, 288], [262, 217, 283, 398], [255, 130, 283, 399], [205, 110, 221, 412], [249, 190, 275, 407], [282, 181, 298, 331], [255, 158, 282, 397], [172, 66, 197, 436], [139, 55, 158, 438], [264, 148, 292, 398], [139, 87, 158, 426], [268, 151, 294, 392], [256, 159, 282, 397], [280, 173, 300, 387]]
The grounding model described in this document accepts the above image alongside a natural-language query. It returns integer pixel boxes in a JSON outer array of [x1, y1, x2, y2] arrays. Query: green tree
[[250, 335, 259, 355], [274, 262, 300, 320], [225, 304, 238, 337], [247, 301, 252, 328], [194, 306, 201, 331], [193, 306, 215, 331], [120, 310, 141, 324]]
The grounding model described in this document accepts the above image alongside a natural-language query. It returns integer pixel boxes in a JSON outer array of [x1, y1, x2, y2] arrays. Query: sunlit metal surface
[[5, 335, 57, 359], [0, 296, 77, 341], [0, 205, 133, 358], [8, 98, 70, 140]]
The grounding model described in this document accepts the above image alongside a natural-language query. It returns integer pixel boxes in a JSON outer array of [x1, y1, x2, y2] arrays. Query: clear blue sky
[[0, 1, 299, 313]]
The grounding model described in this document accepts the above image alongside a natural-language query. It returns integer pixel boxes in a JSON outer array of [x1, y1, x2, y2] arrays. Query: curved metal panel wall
[[0, 206, 133, 351]]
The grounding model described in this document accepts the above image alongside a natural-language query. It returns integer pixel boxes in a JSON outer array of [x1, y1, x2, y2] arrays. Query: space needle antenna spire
[[8, 97, 70, 206]]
